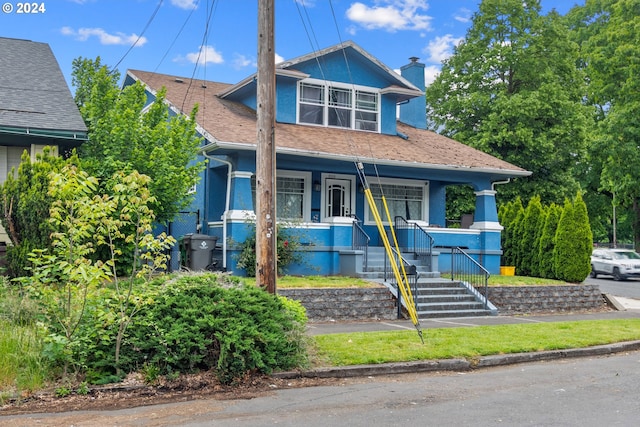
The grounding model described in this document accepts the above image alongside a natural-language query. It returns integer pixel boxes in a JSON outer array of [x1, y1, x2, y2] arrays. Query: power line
[[111, 0, 164, 73]]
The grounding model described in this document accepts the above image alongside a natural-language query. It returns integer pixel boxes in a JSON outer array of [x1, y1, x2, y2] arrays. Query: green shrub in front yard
[[109, 273, 308, 384]]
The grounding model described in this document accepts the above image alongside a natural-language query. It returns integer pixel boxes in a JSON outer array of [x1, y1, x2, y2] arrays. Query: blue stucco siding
[[380, 95, 398, 135], [276, 78, 297, 124], [474, 190, 499, 223], [294, 50, 392, 88], [428, 182, 446, 227]]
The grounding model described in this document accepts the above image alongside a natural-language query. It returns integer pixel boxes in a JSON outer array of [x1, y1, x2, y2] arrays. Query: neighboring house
[[0, 37, 88, 245], [126, 41, 530, 276]]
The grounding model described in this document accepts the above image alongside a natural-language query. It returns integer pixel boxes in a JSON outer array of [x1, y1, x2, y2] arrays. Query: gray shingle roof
[[0, 37, 87, 134]]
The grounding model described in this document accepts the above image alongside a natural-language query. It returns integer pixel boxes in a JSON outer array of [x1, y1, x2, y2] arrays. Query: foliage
[[445, 185, 475, 225], [518, 196, 545, 277], [0, 149, 73, 278], [17, 166, 175, 377], [498, 197, 524, 267], [566, 0, 640, 248], [538, 203, 563, 279], [116, 273, 308, 384], [553, 193, 593, 282], [72, 57, 205, 225], [426, 0, 591, 205], [236, 225, 306, 277], [313, 319, 640, 366]]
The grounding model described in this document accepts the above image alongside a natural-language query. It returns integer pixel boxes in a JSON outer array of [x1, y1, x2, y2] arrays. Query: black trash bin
[[181, 234, 218, 271]]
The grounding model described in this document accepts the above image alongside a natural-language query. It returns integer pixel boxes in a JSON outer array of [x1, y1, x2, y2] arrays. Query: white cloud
[[346, 0, 432, 32], [184, 45, 224, 65], [61, 26, 147, 46], [171, 0, 198, 9], [424, 64, 440, 86], [232, 54, 254, 69], [231, 52, 284, 70], [454, 7, 472, 23], [424, 34, 463, 63]]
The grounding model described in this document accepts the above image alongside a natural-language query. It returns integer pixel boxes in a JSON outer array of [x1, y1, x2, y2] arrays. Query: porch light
[[313, 180, 321, 192]]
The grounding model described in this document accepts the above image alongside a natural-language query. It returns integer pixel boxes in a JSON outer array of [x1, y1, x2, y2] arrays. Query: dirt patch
[[0, 371, 342, 416]]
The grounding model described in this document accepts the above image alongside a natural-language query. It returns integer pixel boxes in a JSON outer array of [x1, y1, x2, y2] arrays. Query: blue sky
[[1, 0, 581, 89]]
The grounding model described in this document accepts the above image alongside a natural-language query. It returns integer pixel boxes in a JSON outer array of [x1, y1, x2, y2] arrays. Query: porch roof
[[128, 69, 530, 178]]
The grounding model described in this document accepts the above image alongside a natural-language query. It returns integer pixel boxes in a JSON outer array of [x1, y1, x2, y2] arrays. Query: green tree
[[553, 193, 593, 282], [21, 166, 175, 376], [567, 0, 640, 248], [71, 57, 205, 225], [538, 203, 563, 279], [0, 149, 73, 277], [498, 197, 524, 266], [427, 0, 592, 204], [519, 197, 545, 277]]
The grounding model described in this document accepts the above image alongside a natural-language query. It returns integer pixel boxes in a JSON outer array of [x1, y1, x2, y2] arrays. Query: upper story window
[[298, 79, 379, 132]]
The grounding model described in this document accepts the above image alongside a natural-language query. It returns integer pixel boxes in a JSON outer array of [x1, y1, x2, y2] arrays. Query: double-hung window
[[299, 80, 379, 132], [366, 179, 428, 224], [251, 171, 311, 221]]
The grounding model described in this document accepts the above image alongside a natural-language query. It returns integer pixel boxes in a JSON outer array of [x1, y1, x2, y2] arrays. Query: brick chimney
[[399, 56, 427, 130]]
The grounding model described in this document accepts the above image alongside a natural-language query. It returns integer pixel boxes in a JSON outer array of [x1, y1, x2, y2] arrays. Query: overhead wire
[[297, 0, 423, 342], [153, 0, 201, 73], [111, 0, 164, 74], [181, 0, 218, 113]]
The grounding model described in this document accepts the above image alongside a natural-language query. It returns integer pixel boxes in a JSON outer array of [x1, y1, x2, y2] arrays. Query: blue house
[[127, 41, 530, 278]]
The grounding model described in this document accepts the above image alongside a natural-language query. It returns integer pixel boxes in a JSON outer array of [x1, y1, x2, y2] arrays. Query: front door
[[325, 178, 352, 217]]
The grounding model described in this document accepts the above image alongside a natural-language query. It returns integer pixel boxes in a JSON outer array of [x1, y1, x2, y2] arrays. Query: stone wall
[[279, 284, 606, 322], [278, 287, 397, 322], [485, 284, 605, 315]]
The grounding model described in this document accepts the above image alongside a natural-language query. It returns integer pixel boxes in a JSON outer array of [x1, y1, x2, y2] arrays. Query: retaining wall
[[278, 287, 397, 322], [279, 284, 606, 322], [484, 284, 605, 315]]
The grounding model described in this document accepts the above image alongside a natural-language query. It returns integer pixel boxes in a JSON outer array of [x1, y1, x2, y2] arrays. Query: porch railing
[[394, 216, 434, 271], [384, 247, 419, 319], [451, 247, 490, 309], [351, 215, 370, 270]]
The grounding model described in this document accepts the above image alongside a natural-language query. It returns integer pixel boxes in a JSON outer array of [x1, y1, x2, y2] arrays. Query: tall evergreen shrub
[[538, 203, 563, 279], [554, 193, 593, 282]]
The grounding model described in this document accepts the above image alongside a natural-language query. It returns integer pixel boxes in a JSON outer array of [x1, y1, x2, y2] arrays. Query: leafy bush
[[113, 272, 308, 384], [236, 225, 305, 277]]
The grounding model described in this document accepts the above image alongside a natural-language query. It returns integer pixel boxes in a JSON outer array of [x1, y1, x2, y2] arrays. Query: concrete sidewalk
[[306, 294, 640, 336]]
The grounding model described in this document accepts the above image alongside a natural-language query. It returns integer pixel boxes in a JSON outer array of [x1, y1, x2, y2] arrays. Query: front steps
[[412, 278, 494, 318], [359, 247, 495, 318]]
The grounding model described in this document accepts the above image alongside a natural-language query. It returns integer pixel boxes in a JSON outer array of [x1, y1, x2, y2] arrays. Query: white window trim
[[252, 170, 312, 222], [320, 173, 356, 221], [364, 177, 429, 226], [297, 78, 380, 133]]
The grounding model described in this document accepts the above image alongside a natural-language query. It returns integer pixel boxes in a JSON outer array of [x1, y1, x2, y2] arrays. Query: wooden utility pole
[[256, 0, 277, 293]]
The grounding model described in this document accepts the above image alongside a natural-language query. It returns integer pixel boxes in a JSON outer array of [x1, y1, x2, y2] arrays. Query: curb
[[273, 340, 640, 379]]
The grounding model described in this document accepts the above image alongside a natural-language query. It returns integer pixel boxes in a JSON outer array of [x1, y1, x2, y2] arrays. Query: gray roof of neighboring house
[[0, 37, 87, 140]]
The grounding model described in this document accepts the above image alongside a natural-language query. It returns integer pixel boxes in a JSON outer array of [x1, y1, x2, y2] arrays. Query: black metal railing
[[351, 215, 370, 270], [394, 216, 434, 271], [451, 247, 490, 309], [384, 247, 419, 318]]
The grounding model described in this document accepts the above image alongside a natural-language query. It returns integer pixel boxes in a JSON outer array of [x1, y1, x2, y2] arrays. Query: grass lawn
[[242, 274, 568, 288], [312, 319, 640, 366], [241, 275, 379, 288]]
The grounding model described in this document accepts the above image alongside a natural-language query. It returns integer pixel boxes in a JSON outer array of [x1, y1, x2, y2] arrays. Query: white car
[[590, 248, 640, 281]]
